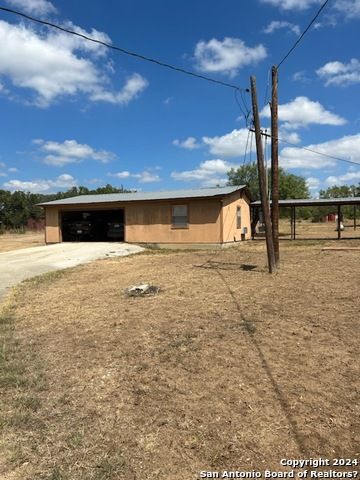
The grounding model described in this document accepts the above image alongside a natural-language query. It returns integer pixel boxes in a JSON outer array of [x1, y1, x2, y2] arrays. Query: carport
[[251, 197, 360, 240]]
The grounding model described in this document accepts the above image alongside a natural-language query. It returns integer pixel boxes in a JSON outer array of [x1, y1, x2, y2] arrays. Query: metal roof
[[38, 185, 249, 206], [251, 197, 360, 208]]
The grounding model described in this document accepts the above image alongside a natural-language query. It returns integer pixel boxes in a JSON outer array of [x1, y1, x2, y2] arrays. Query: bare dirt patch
[[0, 239, 359, 480], [0, 231, 45, 252]]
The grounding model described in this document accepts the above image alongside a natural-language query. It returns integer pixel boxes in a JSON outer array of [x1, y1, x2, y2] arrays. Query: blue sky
[[0, 0, 359, 196]]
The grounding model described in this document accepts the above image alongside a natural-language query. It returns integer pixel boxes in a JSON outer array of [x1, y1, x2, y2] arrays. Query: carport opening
[[61, 209, 125, 242]]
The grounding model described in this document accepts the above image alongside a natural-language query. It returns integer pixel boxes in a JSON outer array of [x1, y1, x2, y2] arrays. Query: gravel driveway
[[0, 242, 144, 302]]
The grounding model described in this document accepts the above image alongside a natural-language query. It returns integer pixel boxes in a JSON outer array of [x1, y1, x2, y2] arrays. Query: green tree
[[0, 190, 12, 229], [93, 184, 126, 194], [227, 163, 260, 198], [227, 162, 310, 200], [227, 162, 310, 231], [319, 184, 359, 198], [2, 190, 29, 228], [318, 183, 360, 220], [62, 186, 90, 198]]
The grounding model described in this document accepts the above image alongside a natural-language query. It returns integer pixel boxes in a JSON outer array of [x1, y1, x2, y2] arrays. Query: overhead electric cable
[[277, 0, 331, 69], [250, 129, 360, 167], [235, 89, 252, 127], [278, 137, 360, 167], [243, 128, 251, 167], [0, 6, 248, 92], [263, 68, 271, 106]]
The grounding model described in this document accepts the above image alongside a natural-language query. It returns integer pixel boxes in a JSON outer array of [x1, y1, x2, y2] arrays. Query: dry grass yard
[[0, 226, 359, 480], [0, 230, 45, 252], [276, 219, 359, 241]]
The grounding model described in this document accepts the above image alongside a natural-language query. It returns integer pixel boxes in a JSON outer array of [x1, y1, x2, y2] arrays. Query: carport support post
[[354, 206, 356, 230], [251, 75, 276, 274], [337, 204, 342, 240], [291, 206, 296, 240]]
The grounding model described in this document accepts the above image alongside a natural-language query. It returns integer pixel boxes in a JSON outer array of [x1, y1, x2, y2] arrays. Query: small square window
[[172, 205, 188, 228]]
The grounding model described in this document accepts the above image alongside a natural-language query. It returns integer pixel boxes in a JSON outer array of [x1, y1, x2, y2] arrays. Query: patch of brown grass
[[0, 231, 45, 252], [0, 240, 359, 479], [277, 219, 360, 241]]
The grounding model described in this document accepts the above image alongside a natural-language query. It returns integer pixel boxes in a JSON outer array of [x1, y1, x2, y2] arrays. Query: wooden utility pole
[[271, 66, 280, 268], [250, 75, 276, 274]]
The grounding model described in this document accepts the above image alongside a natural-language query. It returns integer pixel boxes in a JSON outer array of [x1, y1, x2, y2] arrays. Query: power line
[[235, 89, 252, 127], [0, 6, 249, 93], [278, 137, 360, 167], [277, 0, 331, 69], [249, 128, 360, 167]]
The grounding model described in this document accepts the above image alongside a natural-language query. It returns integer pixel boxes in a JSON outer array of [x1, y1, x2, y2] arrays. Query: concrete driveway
[[0, 242, 144, 302]]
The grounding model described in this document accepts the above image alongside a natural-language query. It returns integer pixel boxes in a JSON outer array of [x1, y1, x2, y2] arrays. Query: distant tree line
[[0, 184, 131, 229], [1, 172, 359, 230], [313, 183, 360, 221]]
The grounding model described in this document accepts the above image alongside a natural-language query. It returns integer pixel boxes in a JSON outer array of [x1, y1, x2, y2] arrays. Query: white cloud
[[259, 0, 323, 10], [84, 178, 103, 185], [46, 21, 111, 58], [263, 21, 300, 36], [194, 37, 267, 77], [325, 171, 360, 185], [333, 0, 360, 19], [280, 133, 360, 169], [292, 71, 311, 83], [171, 159, 237, 186], [316, 59, 360, 86], [279, 129, 302, 145], [109, 171, 131, 179], [173, 137, 201, 150], [90, 73, 148, 105], [35, 139, 116, 167], [306, 176, 321, 191], [0, 20, 148, 107], [3, 173, 76, 193], [133, 171, 161, 183], [261, 96, 347, 129], [8, 167, 18, 172], [108, 169, 161, 183], [6, 0, 57, 16], [202, 129, 255, 158]]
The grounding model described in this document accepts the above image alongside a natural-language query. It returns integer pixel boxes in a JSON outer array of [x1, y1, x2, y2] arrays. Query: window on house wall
[[172, 205, 188, 228], [237, 206, 241, 229]]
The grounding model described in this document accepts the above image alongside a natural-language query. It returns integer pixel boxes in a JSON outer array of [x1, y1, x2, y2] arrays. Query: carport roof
[[251, 197, 360, 208], [38, 185, 251, 206]]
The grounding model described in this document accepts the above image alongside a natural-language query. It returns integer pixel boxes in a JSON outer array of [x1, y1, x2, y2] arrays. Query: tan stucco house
[[39, 185, 253, 247]]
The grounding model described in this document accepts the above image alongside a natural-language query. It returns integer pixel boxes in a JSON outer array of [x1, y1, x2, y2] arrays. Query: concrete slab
[[0, 242, 144, 303]]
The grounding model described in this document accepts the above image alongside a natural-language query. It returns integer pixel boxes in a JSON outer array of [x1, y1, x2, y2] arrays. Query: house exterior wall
[[43, 193, 252, 245], [125, 199, 221, 243], [221, 191, 252, 241], [44, 208, 61, 243]]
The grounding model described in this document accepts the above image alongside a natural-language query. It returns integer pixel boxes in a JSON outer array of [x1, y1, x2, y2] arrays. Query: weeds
[[95, 455, 126, 477]]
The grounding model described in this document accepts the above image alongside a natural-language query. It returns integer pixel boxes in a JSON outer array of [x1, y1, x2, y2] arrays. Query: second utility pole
[[271, 65, 280, 268], [250, 75, 276, 274]]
